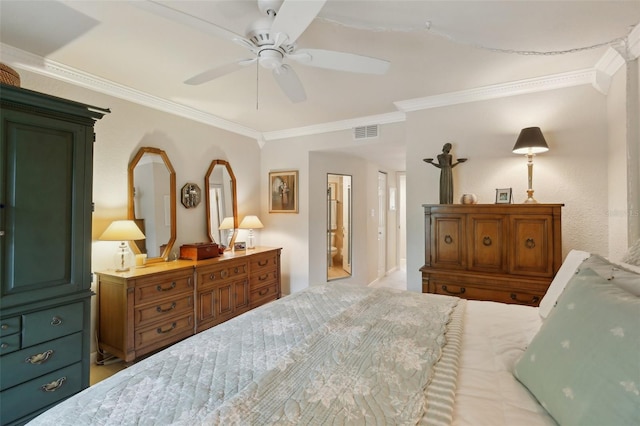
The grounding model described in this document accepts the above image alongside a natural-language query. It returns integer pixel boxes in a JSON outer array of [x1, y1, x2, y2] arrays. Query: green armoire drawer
[[0, 316, 21, 337], [1, 332, 82, 390], [0, 362, 83, 425], [22, 302, 83, 347], [0, 333, 20, 356]]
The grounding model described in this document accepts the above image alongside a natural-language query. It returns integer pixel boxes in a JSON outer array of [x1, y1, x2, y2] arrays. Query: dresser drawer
[[134, 294, 194, 328], [134, 272, 194, 305], [0, 316, 21, 337], [1, 332, 82, 391], [199, 261, 248, 288], [250, 282, 279, 307], [0, 362, 83, 425], [22, 302, 84, 347], [249, 267, 278, 290], [134, 313, 194, 351], [250, 252, 278, 271], [429, 278, 544, 307]]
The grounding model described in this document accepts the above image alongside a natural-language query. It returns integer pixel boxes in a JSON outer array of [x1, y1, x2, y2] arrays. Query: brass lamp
[[239, 215, 264, 249], [512, 127, 549, 204], [99, 220, 146, 272], [218, 216, 235, 249]]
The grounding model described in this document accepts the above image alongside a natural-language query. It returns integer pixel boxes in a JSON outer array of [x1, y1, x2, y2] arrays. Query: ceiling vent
[[353, 125, 379, 140]]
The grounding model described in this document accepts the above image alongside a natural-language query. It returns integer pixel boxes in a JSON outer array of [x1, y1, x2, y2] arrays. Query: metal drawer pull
[[156, 302, 177, 313], [41, 377, 66, 392], [50, 316, 63, 326], [25, 349, 54, 365], [444, 235, 453, 244], [157, 322, 177, 334], [1, 324, 8, 330], [1, 343, 8, 349], [258, 274, 269, 281], [258, 260, 269, 266], [483, 236, 492, 246], [258, 288, 270, 296], [156, 282, 177, 292], [441, 285, 465, 295], [511, 293, 540, 304], [221, 270, 228, 279], [525, 238, 536, 249]]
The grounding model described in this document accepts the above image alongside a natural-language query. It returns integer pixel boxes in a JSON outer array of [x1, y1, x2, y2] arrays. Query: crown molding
[[262, 111, 406, 141], [0, 44, 262, 140], [394, 69, 596, 113]]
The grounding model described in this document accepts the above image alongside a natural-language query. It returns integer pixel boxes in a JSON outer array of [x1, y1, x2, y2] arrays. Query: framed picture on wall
[[495, 188, 513, 204], [269, 170, 299, 213]]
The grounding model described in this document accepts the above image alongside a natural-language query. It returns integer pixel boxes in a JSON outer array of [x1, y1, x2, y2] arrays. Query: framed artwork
[[269, 170, 298, 213], [495, 188, 513, 204], [233, 241, 246, 251]]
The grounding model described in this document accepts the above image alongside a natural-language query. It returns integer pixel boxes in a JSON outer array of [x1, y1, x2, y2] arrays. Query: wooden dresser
[[96, 247, 281, 362], [420, 204, 562, 306], [0, 85, 107, 424]]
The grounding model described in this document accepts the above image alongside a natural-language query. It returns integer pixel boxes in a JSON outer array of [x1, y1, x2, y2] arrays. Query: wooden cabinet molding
[[421, 204, 562, 306], [97, 247, 281, 362]]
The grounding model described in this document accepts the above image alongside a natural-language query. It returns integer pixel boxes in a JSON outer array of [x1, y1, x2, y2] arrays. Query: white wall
[[405, 84, 611, 292]]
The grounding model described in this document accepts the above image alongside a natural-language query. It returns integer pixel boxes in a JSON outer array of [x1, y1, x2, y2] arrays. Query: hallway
[[368, 266, 407, 291]]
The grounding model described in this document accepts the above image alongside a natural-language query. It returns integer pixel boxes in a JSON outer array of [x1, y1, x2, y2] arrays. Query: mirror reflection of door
[[327, 174, 352, 281]]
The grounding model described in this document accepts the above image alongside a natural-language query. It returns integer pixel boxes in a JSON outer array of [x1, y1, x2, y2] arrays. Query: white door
[[342, 176, 351, 274], [377, 172, 387, 278], [399, 173, 407, 269]]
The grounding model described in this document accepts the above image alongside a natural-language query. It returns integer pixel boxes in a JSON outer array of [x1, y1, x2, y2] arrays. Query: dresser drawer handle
[[1, 324, 8, 330], [156, 282, 177, 292], [221, 270, 228, 279], [510, 293, 540, 305], [157, 322, 177, 334], [156, 302, 177, 313], [1, 343, 8, 349], [41, 377, 66, 392], [258, 260, 269, 267], [258, 274, 270, 281], [25, 349, 54, 365], [483, 236, 492, 246], [258, 288, 270, 296], [50, 316, 63, 326], [525, 238, 536, 249], [444, 235, 453, 244], [441, 285, 465, 295]]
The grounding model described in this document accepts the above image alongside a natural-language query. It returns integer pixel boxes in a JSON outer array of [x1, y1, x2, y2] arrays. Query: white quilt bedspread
[[28, 283, 462, 426], [452, 301, 557, 426]]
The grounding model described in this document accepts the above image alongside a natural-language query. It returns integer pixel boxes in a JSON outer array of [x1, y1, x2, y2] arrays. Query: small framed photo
[[233, 241, 246, 251], [269, 170, 298, 213], [495, 188, 513, 204]]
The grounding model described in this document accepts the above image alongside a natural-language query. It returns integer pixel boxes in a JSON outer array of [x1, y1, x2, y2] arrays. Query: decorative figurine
[[423, 143, 468, 204]]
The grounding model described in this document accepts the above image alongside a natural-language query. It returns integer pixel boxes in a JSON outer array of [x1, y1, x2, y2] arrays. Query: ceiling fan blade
[[270, 0, 326, 45], [272, 64, 307, 103], [291, 49, 390, 75], [185, 59, 256, 85], [135, 1, 253, 47]]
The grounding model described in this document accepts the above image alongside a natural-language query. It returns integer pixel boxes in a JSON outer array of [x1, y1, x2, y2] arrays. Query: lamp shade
[[99, 220, 145, 241], [512, 127, 549, 154], [239, 215, 264, 229], [218, 217, 235, 230]]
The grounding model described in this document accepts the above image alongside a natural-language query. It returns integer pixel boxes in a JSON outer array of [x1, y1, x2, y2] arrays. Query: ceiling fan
[[139, 0, 391, 103]]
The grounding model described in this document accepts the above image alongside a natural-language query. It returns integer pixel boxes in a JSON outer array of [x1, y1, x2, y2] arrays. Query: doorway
[[327, 173, 352, 280]]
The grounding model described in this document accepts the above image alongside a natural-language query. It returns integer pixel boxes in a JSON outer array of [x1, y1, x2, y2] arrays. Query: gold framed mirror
[[128, 147, 176, 263], [205, 159, 237, 249]]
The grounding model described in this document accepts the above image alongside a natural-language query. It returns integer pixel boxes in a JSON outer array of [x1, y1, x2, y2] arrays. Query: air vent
[[353, 125, 379, 140]]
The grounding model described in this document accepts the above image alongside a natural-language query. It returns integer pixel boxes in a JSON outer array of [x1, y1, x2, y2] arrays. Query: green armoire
[[0, 83, 108, 425]]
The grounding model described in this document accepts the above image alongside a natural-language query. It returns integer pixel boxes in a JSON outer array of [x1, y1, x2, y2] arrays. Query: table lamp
[[512, 127, 549, 204], [218, 216, 235, 249], [239, 215, 263, 249], [99, 220, 146, 272]]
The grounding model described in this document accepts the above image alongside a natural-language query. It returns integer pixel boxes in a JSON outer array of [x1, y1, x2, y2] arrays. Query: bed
[[28, 252, 639, 425]]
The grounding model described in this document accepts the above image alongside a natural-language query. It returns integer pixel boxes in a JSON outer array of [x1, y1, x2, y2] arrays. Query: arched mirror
[[128, 147, 176, 263], [327, 173, 352, 281], [205, 159, 237, 249]]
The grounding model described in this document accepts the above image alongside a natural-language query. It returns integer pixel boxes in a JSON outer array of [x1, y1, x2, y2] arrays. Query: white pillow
[[538, 249, 590, 319]]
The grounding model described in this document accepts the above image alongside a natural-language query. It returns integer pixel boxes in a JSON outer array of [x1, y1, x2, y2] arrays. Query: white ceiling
[[2, 1, 639, 170]]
